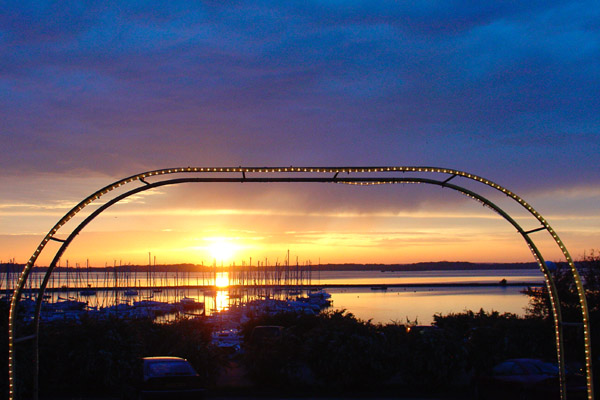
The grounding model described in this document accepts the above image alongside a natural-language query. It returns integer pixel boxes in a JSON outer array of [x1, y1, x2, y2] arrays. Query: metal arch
[[27, 177, 567, 400], [7, 167, 591, 400]]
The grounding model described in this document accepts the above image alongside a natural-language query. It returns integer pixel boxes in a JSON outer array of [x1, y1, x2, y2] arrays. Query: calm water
[[5, 269, 544, 324], [329, 286, 531, 324], [313, 269, 543, 324]]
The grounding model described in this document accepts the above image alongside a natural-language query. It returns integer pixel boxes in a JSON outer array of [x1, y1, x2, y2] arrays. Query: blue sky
[[1, 1, 599, 265]]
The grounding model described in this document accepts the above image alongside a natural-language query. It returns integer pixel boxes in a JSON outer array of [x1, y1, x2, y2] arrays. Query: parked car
[[212, 328, 242, 355], [129, 356, 204, 399], [475, 358, 585, 400], [406, 325, 442, 336], [249, 325, 283, 345]]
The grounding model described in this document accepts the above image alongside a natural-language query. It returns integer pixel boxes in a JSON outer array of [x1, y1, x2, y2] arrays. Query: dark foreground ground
[[206, 397, 447, 400], [38, 395, 451, 400]]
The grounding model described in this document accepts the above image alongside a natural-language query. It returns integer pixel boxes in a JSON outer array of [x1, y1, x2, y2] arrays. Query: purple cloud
[[0, 0, 598, 193]]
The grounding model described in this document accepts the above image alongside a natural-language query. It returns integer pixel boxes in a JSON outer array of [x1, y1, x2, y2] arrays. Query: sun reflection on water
[[215, 272, 229, 288], [214, 289, 229, 313]]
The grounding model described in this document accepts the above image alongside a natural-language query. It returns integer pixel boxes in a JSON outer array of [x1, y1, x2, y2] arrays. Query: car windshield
[[493, 362, 526, 376], [529, 361, 559, 375], [146, 360, 196, 377]]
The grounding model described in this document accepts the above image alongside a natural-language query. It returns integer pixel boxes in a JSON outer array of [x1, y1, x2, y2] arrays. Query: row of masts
[[1, 251, 320, 294], [221, 251, 314, 287]]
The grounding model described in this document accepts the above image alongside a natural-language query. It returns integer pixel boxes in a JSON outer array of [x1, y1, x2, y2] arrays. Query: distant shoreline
[[1, 260, 540, 272]]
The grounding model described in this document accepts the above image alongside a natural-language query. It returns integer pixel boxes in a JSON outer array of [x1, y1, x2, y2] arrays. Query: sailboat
[[124, 288, 138, 296], [124, 265, 138, 296], [151, 254, 162, 293], [79, 259, 97, 296], [79, 285, 96, 296]]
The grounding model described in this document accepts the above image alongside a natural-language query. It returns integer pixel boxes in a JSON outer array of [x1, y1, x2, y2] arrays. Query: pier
[[11, 280, 542, 295]]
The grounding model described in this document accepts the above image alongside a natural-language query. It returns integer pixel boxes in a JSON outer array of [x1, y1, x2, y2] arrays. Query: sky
[[1, 1, 599, 267]]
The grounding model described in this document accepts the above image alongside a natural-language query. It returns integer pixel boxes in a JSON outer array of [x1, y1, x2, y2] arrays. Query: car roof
[[143, 356, 187, 362], [254, 325, 283, 329], [507, 358, 550, 364]]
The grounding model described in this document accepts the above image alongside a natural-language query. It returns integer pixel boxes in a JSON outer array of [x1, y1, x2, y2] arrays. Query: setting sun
[[207, 238, 238, 263]]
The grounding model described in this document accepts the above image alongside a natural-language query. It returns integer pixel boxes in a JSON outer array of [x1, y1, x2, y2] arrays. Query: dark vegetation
[[0, 252, 598, 398], [240, 309, 554, 396], [0, 307, 555, 398]]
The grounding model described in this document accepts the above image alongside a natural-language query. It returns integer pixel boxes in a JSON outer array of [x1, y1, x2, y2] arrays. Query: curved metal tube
[[28, 177, 566, 398], [9, 167, 590, 400]]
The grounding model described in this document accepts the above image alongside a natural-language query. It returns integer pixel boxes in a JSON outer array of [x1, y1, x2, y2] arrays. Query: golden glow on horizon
[[9, 222, 595, 266]]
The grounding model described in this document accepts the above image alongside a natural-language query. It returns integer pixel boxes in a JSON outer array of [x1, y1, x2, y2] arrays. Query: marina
[[4, 268, 543, 325]]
